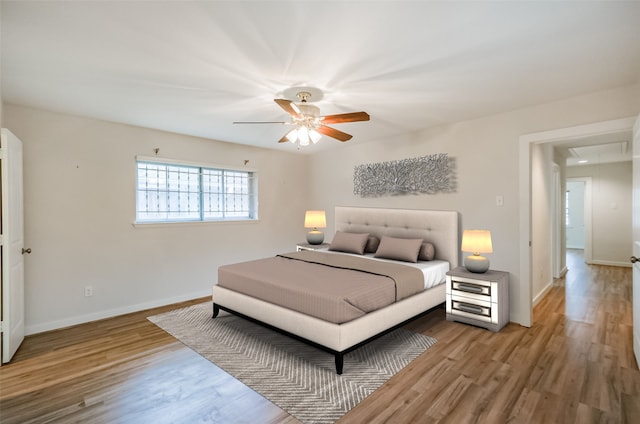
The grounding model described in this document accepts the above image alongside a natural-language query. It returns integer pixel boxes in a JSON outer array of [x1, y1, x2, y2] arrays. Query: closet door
[[1, 128, 26, 364], [632, 115, 640, 369]]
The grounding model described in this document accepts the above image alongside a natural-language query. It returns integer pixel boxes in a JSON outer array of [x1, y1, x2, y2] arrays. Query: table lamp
[[304, 210, 326, 245], [461, 229, 493, 273]]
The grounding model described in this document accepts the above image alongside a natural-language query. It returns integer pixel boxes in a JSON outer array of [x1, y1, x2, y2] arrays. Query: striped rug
[[148, 301, 436, 424]]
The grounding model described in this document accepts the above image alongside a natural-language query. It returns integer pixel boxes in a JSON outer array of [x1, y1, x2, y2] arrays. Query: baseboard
[[590, 259, 632, 268], [559, 266, 568, 278], [554, 266, 568, 279], [532, 281, 553, 307], [25, 289, 212, 335]]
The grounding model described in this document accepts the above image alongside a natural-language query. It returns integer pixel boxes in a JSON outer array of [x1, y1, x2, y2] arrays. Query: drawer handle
[[457, 284, 485, 294], [457, 303, 485, 314]]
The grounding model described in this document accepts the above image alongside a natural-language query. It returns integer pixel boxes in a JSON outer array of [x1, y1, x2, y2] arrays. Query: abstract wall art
[[353, 153, 456, 197]]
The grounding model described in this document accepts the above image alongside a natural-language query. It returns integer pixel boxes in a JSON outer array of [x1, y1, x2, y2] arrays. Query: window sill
[[132, 219, 260, 229]]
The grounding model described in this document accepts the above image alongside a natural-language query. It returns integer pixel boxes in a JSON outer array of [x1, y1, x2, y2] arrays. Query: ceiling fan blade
[[274, 99, 303, 118], [320, 111, 370, 124], [316, 125, 353, 142], [233, 121, 289, 124]]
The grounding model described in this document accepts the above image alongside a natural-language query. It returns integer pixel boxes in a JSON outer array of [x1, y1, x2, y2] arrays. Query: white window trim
[[134, 155, 258, 226], [135, 155, 258, 173]]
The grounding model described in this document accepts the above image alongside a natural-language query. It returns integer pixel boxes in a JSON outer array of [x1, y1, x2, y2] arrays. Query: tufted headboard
[[334, 206, 460, 268]]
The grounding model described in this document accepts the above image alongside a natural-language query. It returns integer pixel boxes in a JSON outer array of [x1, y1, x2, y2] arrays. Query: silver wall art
[[353, 153, 456, 197]]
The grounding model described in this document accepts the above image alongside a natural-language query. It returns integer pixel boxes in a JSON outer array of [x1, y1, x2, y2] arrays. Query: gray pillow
[[329, 231, 369, 255], [365, 236, 380, 253], [374, 236, 423, 263], [418, 242, 436, 261]]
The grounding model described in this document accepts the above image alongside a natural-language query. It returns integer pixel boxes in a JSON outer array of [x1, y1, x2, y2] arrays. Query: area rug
[[148, 302, 436, 424]]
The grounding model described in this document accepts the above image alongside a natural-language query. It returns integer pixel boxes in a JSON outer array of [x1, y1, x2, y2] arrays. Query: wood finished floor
[[1, 250, 638, 423]]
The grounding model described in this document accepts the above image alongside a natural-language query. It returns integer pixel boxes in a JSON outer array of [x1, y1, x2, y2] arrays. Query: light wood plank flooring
[[1, 250, 638, 423]]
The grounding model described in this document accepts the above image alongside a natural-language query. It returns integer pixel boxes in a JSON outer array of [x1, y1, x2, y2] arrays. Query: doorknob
[[21, 248, 31, 255], [631, 256, 639, 263]]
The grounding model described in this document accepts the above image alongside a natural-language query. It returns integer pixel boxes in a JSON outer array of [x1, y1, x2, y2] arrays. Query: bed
[[212, 206, 459, 374]]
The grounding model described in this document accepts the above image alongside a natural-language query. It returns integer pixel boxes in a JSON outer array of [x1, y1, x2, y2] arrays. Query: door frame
[[552, 164, 561, 278], [519, 116, 636, 327]]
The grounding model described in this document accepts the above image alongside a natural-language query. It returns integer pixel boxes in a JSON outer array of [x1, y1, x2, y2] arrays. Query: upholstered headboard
[[334, 206, 460, 268]]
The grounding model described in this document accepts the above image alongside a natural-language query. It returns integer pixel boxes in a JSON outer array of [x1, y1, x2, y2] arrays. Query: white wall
[[309, 83, 640, 326], [567, 161, 632, 266], [4, 104, 311, 334], [531, 143, 554, 302], [4, 82, 640, 332]]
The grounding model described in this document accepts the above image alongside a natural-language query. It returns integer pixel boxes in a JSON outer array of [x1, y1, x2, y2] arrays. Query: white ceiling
[[554, 130, 634, 166], [2, 1, 640, 154]]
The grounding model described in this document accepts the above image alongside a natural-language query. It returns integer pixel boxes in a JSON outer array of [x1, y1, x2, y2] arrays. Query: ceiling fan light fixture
[[297, 103, 320, 117], [309, 129, 321, 144], [234, 86, 369, 146], [286, 128, 299, 142], [298, 126, 310, 146]]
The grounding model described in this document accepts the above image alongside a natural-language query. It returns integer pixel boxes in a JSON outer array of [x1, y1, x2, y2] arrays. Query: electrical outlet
[[84, 285, 93, 297]]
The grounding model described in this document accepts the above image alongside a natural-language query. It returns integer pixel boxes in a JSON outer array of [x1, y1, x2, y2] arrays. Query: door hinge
[[0, 321, 4, 333]]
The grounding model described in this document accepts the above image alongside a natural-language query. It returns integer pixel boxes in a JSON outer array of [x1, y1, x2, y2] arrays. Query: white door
[[632, 115, 640, 369], [1, 128, 26, 363]]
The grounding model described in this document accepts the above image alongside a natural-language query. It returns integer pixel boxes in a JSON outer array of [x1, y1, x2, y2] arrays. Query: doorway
[[564, 177, 593, 265], [519, 117, 636, 326]]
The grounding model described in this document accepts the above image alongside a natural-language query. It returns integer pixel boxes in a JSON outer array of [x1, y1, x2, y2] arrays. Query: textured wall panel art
[[353, 153, 456, 197]]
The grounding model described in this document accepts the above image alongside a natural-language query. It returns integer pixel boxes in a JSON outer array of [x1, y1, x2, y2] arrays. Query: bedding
[[318, 248, 449, 289], [213, 206, 459, 374], [217, 250, 428, 324]]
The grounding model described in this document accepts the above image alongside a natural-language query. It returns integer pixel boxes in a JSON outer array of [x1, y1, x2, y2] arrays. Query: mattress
[[217, 250, 449, 324]]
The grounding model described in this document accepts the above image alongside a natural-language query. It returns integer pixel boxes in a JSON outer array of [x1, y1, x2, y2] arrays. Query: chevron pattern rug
[[148, 301, 436, 424]]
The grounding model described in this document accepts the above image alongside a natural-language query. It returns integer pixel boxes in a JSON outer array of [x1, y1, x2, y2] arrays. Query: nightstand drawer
[[450, 280, 492, 302], [450, 300, 492, 323]]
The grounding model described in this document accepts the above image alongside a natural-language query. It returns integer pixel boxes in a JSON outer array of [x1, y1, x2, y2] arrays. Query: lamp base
[[306, 230, 324, 245], [464, 255, 490, 273]]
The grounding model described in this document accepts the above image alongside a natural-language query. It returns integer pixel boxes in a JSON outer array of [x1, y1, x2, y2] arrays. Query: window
[[136, 159, 257, 223]]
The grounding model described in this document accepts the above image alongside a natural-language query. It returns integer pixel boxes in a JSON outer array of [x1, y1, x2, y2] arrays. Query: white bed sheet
[[316, 248, 450, 290]]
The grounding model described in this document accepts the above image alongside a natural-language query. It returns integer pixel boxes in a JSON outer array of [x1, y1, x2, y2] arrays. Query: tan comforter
[[217, 250, 425, 324]]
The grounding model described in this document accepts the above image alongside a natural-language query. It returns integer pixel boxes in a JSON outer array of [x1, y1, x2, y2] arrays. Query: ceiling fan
[[233, 90, 370, 146]]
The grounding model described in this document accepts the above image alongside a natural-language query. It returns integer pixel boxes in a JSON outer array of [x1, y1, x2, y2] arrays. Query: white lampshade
[[286, 126, 322, 146], [304, 210, 326, 245], [304, 210, 326, 229], [286, 128, 299, 142], [298, 127, 310, 146], [309, 129, 322, 144], [461, 230, 493, 273], [461, 230, 493, 254]]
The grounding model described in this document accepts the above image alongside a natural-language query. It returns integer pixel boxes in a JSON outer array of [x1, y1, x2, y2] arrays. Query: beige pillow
[[374, 236, 423, 263], [418, 242, 436, 261], [329, 231, 369, 255]]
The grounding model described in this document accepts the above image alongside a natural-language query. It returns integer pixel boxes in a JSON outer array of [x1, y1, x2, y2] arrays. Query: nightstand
[[445, 267, 509, 332], [296, 242, 330, 251]]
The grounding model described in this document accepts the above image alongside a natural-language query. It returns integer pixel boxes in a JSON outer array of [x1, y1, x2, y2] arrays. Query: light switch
[[496, 195, 504, 206]]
